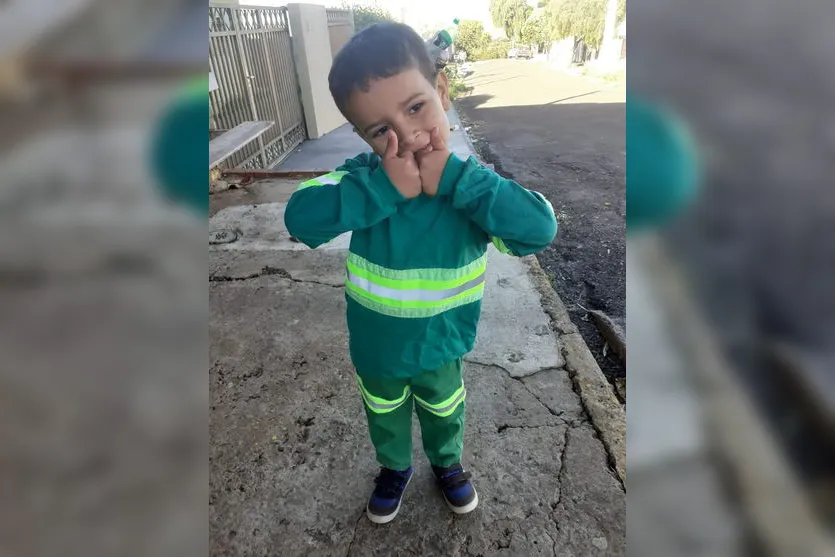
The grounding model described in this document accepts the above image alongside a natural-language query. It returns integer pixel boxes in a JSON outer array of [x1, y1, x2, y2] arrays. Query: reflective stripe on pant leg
[[357, 373, 414, 470], [412, 360, 466, 468], [413, 383, 466, 417], [356, 375, 411, 414]]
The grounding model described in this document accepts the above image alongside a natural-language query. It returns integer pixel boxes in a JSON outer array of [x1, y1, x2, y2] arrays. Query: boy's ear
[[435, 71, 451, 111]]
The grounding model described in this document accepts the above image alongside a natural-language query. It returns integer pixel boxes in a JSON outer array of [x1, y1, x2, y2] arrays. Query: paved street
[[455, 59, 625, 383]]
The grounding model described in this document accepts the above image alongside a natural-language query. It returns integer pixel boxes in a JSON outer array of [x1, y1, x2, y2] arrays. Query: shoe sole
[[366, 473, 412, 524], [444, 486, 479, 515]]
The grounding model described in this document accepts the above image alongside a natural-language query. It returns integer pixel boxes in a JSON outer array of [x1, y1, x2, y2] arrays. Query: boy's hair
[[328, 22, 437, 120]]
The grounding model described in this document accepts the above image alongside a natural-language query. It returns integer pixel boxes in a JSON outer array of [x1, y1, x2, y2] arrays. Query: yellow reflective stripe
[[414, 384, 466, 418], [296, 171, 349, 191], [346, 285, 484, 318], [347, 252, 487, 283], [346, 259, 486, 291], [356, 376, 411, 414], [344, 253, 488, 317], [346, 279, 484, 309], [491, 237, 514, 255]]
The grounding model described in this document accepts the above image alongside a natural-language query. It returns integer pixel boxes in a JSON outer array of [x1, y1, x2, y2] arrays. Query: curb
[[453, 108, 626, 484], [641, 236, 835, 557], [522, 255, 626, 485]]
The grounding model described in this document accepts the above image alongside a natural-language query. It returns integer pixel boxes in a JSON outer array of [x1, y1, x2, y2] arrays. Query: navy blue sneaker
[[432, 463, 479, 514], [366, 466, 413, 524]]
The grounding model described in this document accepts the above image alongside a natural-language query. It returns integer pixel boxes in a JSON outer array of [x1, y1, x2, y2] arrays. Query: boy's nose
[[397, 128, 425, 153]]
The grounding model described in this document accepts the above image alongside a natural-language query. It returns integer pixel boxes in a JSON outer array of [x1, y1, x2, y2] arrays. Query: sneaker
[[432, 463, 479, 514], [366, 466, 413, 524]]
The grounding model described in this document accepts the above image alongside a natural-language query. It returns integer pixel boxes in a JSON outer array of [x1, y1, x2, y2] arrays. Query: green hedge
[[472, 38, 511, 61]]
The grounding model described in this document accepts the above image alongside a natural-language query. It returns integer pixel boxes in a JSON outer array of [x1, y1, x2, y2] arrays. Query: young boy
[[284, 23, 557, 524]]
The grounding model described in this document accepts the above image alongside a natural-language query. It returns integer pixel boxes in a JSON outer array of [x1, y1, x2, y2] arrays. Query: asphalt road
[[455, 59, 626, 383]]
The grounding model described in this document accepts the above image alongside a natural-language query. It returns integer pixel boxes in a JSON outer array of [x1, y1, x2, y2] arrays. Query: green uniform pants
[[356, 359, 466, 471]]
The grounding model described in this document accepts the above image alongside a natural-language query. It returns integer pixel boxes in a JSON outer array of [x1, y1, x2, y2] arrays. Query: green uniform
[[284, 152, 557, 468]]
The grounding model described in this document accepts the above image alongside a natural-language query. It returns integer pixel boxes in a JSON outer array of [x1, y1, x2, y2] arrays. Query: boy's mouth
[[406, 132, 432, 155], [412, 143, 434, 162]]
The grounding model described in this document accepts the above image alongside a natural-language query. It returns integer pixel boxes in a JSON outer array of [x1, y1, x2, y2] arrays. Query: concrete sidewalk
[[209, 114, 625, 555]]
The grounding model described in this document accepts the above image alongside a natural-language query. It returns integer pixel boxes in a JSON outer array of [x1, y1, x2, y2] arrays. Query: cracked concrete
[[210, 133, 624, 555], [469, 251, 564, 377], [209, 265, 344, 289], [524, 256, 626, 484]]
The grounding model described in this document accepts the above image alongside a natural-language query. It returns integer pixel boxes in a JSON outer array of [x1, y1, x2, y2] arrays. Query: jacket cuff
[[437, 154, 467, 197]]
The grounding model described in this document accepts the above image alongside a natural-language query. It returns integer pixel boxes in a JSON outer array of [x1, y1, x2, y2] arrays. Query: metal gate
[[209, 4, 307, 169]]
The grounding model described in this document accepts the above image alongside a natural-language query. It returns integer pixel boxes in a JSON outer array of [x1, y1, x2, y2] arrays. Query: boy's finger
[[384, 130, 399, 159], [429, 126, 445, 150], [400, 149, 417, 164]]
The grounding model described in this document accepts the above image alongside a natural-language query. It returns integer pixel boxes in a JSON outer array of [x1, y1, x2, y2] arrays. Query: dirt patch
[[453, 65, 625, 385]]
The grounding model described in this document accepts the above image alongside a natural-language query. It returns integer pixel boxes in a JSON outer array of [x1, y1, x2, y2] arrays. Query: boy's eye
[[409, 102, 424, 115], [372, 125, 390, 138]]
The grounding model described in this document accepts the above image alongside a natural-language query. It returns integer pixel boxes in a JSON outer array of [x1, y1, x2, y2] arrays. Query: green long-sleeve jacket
[[284, 152, 557, 378]]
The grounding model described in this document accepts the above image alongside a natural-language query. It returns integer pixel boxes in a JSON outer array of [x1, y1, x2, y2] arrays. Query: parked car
[[507, 45, 532, 59]]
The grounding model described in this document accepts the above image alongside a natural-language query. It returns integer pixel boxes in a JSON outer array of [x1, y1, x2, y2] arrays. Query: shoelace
[[374, 468, 408, 499]]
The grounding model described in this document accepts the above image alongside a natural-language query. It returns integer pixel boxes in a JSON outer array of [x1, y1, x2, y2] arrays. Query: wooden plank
[[589, 309, 626, 363], [209, 121, 273, 168]]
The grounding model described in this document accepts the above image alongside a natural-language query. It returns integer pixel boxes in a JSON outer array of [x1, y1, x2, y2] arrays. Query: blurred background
[[2, 0, 834, 555], [628, 0, 835, 555], [0, 0, 207, 555]]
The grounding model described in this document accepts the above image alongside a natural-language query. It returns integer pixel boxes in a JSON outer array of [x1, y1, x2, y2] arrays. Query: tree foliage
[[521, 16, 550, 51], [545, 0, 606, 49], [456, 20, 489, 58], [489, 0, 533, 41], [456, 18, 512, 61], [344, 3, 395, 32], [543, 0, 623, 50], [476, 38, 512, 60]]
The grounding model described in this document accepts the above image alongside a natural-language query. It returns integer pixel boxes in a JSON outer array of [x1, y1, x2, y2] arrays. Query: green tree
[[475, 37, 512, 60], [456, 20, 488, 58], [344, 3, 395, 32], [489, 0, 533, 41], [617, 0, 625, 23], [521, 15, 550, 51], [545, 0, 606, 50]]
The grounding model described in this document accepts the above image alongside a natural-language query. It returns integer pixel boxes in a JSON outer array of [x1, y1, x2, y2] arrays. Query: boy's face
[[346, 68, 452, 157]]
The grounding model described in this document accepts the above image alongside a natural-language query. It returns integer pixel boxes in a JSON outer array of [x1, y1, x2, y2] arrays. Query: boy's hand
[[415, 127, 451, 197], [382, 130, 422, 199]]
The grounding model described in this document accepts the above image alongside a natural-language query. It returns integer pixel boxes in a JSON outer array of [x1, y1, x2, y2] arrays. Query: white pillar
[[287, 3, 346, 139]]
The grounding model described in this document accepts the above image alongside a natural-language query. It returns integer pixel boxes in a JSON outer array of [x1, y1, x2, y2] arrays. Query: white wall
[[287, 3, 346, 139]]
